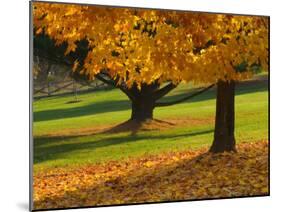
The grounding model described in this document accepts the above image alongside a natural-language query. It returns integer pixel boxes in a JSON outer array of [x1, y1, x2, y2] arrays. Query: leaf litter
[[33, 140, 268, 209]]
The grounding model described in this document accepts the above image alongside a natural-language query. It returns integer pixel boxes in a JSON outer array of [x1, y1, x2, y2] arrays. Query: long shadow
[[34, 129, 213, 164], [34, 99, 131, 122], [34, 78, 268, 122]]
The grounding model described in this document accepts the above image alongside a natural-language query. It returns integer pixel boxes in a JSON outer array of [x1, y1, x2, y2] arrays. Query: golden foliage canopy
[[33, 2, 268, 88]]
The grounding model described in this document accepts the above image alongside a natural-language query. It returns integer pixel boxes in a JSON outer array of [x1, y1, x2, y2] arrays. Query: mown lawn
[[33, 75, 268, 172]]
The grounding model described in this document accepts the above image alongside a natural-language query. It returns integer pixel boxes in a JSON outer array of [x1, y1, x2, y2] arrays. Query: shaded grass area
[[33, 76, 268, 171]]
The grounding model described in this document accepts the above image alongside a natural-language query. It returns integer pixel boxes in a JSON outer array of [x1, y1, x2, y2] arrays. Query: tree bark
[[129, 83, 158, 122], [131, 98, 154, 121], [209, 80, 236, 153]]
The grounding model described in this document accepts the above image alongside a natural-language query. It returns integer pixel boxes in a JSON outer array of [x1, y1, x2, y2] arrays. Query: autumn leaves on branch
[[33, 2, 269, 152]]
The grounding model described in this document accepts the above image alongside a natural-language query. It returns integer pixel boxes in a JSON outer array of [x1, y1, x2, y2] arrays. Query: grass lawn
[[33, 75, 268, 172]]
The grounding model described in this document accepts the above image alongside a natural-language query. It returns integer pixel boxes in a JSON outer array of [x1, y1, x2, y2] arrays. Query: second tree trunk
[[210, 80, 236, 153]]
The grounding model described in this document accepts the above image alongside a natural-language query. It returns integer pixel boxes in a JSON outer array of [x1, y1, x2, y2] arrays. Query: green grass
[[33, 76, 268, 171]]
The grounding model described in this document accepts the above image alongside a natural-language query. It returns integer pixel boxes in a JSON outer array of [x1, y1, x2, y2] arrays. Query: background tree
[[33, 3, 217, 123]]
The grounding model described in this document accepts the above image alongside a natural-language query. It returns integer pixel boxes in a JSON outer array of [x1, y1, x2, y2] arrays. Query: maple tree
[[32, 3, 215, 121], [201, 17, 269, 152], [32, 2, 268, 152]]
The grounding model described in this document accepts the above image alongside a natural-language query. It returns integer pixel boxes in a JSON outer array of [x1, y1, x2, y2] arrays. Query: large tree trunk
[[129, 83, 158, 122], [131, 98, 154, 121], [210, 80, 236, 153]]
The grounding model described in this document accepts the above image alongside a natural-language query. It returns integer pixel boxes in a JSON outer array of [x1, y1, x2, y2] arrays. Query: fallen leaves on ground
[[33, 140, 268, 210]]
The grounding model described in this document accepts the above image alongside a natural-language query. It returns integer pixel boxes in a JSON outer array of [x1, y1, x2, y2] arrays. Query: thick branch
[[153, 82, 178, 100], [155, 84, 214, 107], [95, 74, 136, 101], [117, 85, 136, 101], [95, 74, 116, 87]]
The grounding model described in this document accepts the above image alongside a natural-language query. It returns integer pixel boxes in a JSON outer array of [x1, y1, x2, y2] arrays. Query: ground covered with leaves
[[33, 140, 268, 210]]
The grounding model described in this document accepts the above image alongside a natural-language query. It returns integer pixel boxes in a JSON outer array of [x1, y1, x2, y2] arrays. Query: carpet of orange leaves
[[33, 140, 268, 210]]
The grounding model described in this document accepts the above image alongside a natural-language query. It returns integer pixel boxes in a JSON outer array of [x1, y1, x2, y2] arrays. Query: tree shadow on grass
[[34, 78, 268, 123], [34, 114, 213, 143], [34, 99, 131, 122], [103, 119, 177, 135], [34, 129, 213, 164]]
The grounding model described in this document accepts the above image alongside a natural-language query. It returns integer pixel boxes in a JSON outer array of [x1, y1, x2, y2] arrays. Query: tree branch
[[155, 84, 215, 107], [117, 84, 136, 101], [95, 73, 136, 101], [94, 74, 116, 87], [153, 82, 178, 100]]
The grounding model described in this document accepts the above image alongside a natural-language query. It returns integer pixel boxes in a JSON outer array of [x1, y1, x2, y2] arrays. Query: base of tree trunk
[[209, 137, 237, 153], [209, 80, 237, 153], [131, 100, 154, 122], [104, 118, 175, 134]]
